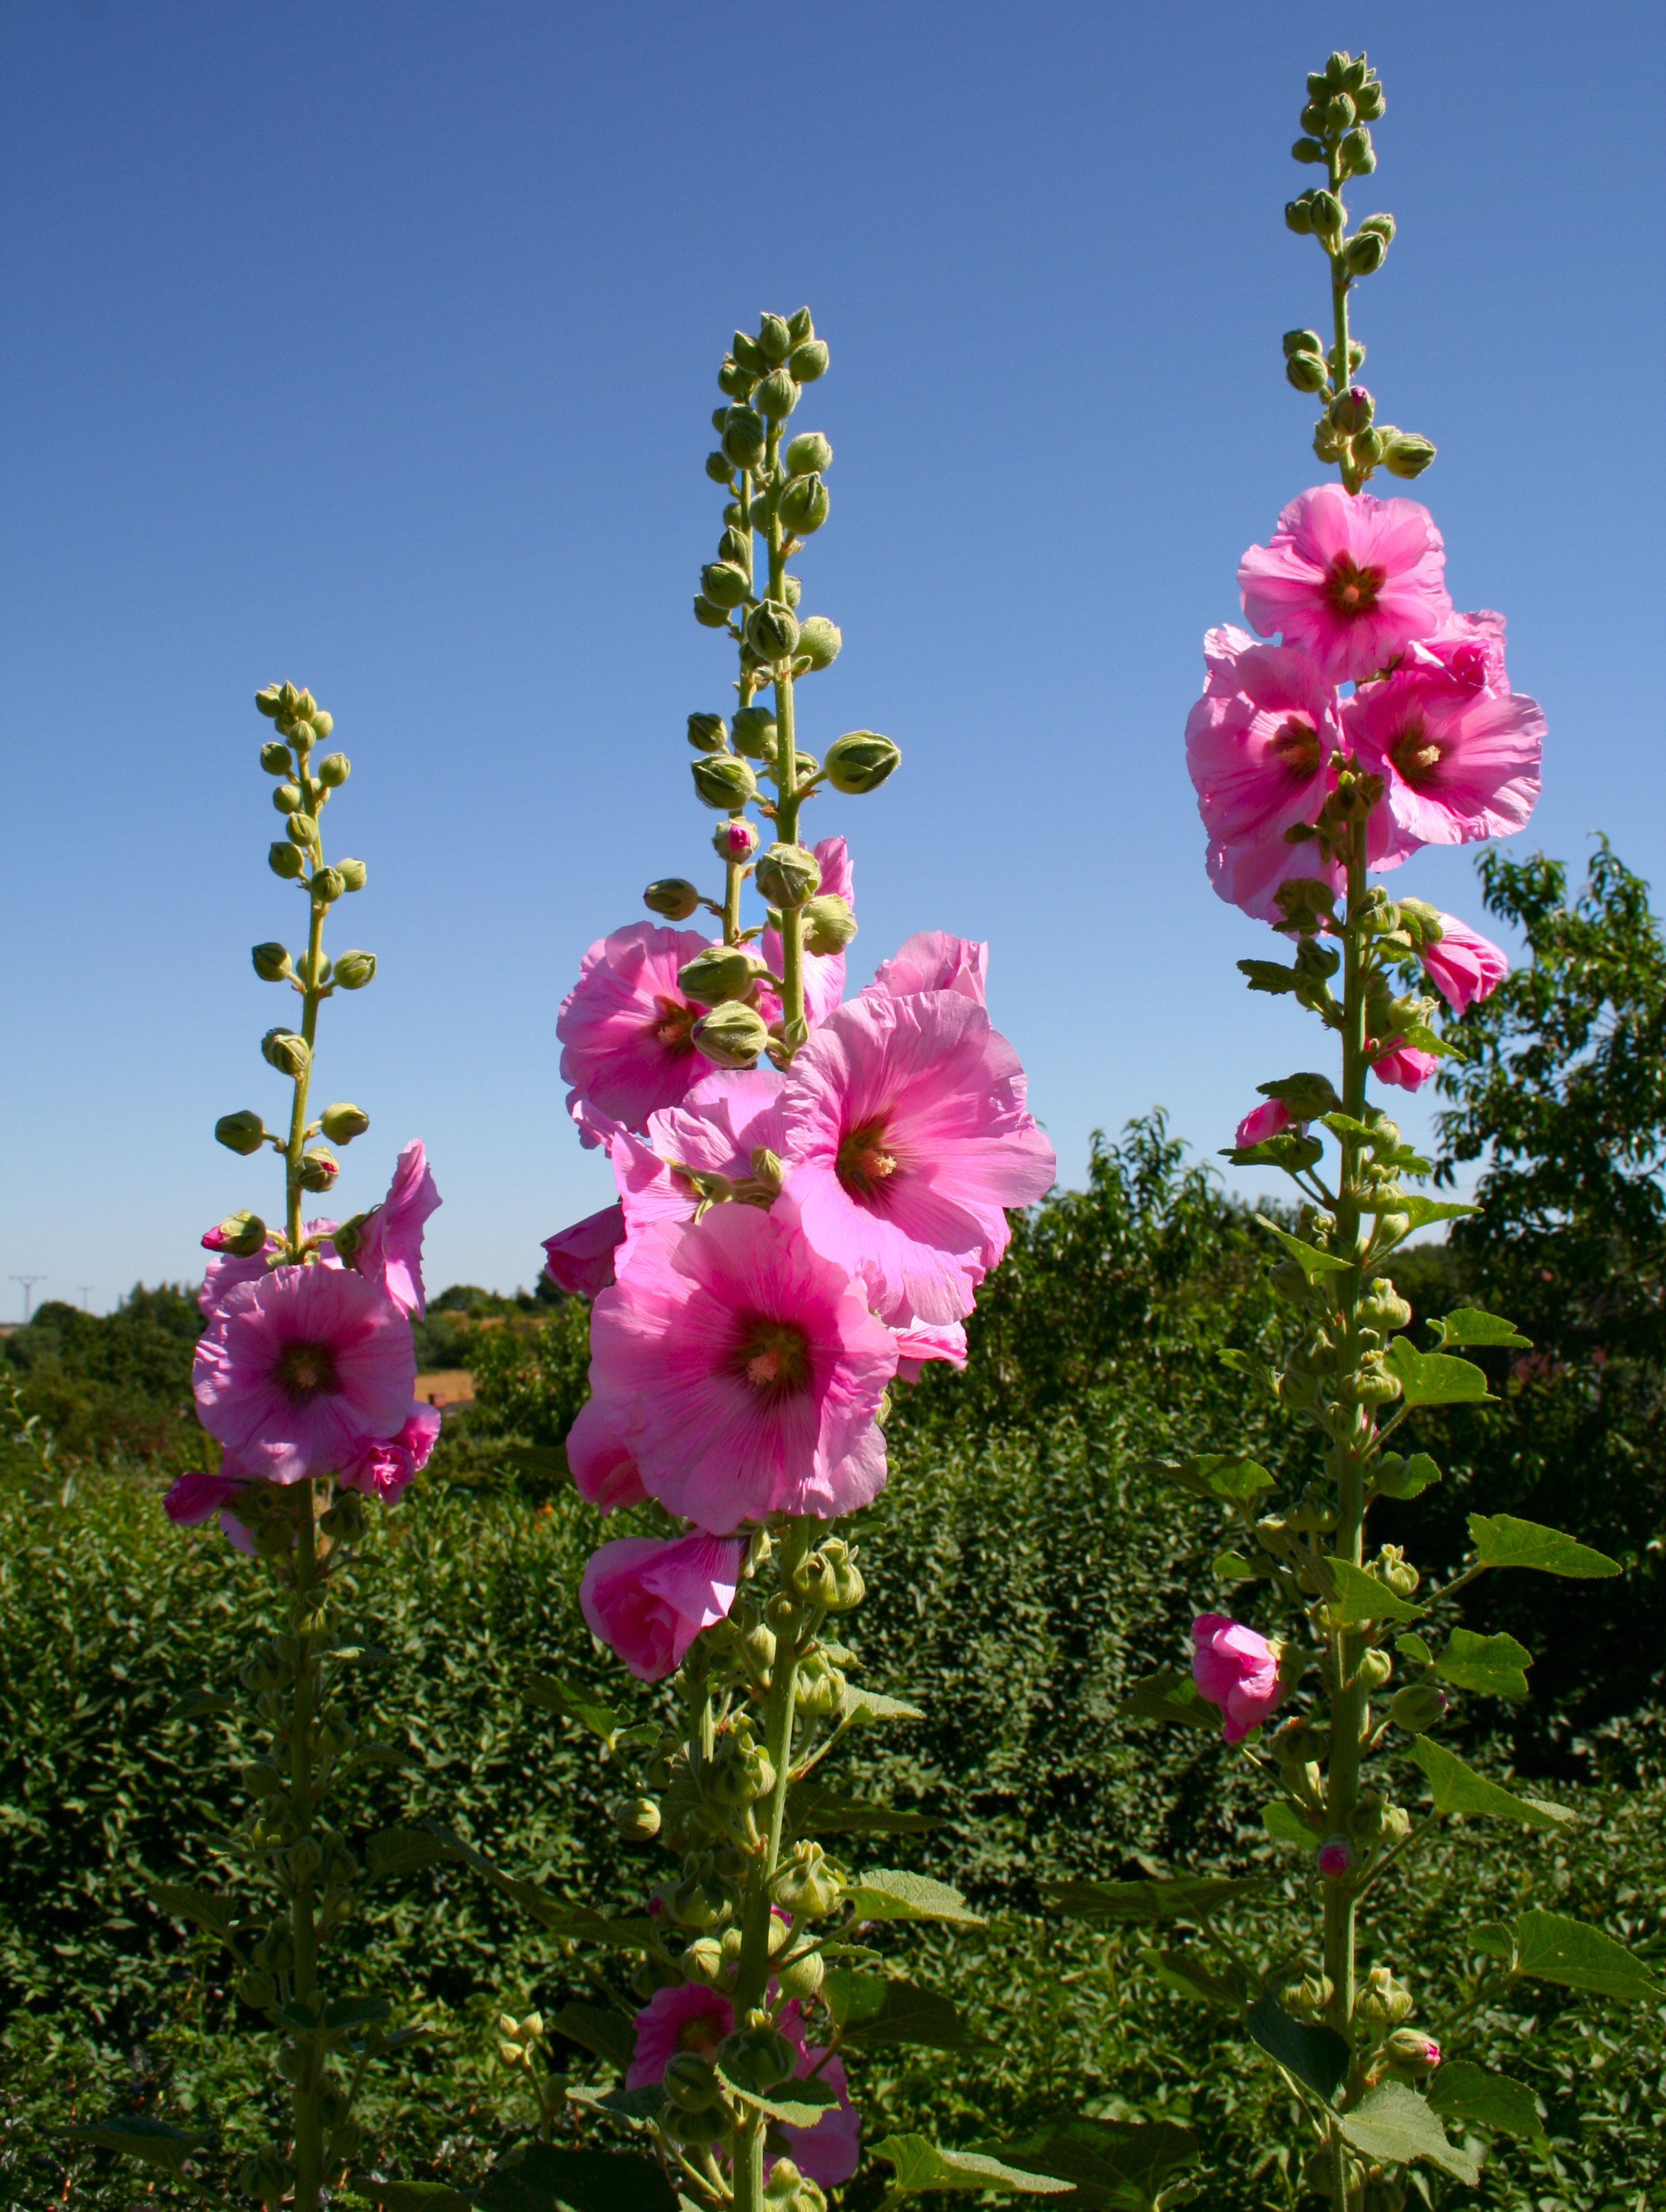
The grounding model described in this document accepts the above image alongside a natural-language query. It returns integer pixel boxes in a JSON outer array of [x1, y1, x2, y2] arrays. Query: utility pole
[[10, 1276, 45, 1323], [77, 1286, 95, 1313]]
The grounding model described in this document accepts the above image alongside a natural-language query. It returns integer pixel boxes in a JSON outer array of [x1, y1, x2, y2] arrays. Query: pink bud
[[1191, 1614, 1289, 1741], [1235, 1098, 1294, 1149], [1317, 1836, 1353, 1879]]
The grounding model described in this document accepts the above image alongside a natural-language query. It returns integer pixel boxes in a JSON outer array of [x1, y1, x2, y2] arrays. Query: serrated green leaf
[[476, 2142, 678, 2212], [1396, 1632, 1433, 1666], [836, 1684, 926, 1727], [1395, 1020, 1464, 1060], [146, 1884, 239, 1949], [162, 1691, 235, 1723], [1471, 1920, 1516, 1961], [1429, 1306, 1532, 1350], [1432, 1627, 1533, 1700], [980, 2117, 1200, 2206], [565, 2083, 664, 2128], [843, 1868, 983, 1926], [872, 2133, 1074, 2195], [1513, 1908, 1661, 2002], [1261, 1801, 1317, 1847], [1117, 1666, 1221, 1733], [822, 1972, 986, 2049], [1245, 1995, 1348, 2101], [789, 1786, 941, 1835], [1151, 1946, 1247, 2010], [714, 2057, 839, 2125], [548, 2002, 636, 2070], [1323, 1557, 1425, 1625], [1406, 1736, 1574, 1830], [365, 1825, 454, 1881], [61, 2115, 215, 2178], [1338, 2080, 1479, 2185], [1383, 1337, 1495, 1407], [1427, 2059, 1543, 2140], [1238, 958, 1299, 996], [1041, 1874, 1264, 1924], [1361, 1194, 1477, 1228], [1255, 1218, 1352, 1276], [1320, 1111, 1375, 1139], [1467, 1514, 1620, 1578], [1205, 1456, 1276, 1501], [1380, 1452, 1442, 1499]]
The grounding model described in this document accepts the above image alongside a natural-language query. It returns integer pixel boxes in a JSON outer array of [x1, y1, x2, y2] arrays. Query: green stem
[[758, 423, 807, 1047], [1328, 146, 1357, 493], [289, 1496, 324, 2212], [284, 762, 328, 1255]]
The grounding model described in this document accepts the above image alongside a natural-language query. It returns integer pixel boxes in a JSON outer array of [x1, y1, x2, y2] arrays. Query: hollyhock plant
[[1420, 912, 1508, 1015], [605, 1066, 787, 1272], [625, 1982, 733, 2089], [1343, 661, 1545, 859], [1208, 823, 1349, 925], [558, 921, 718, 1147], [1237, 481, 1451, 685], [1191, 1613, 1288, 1741], [580, 1532, 747, 1681], [1407, 606, 1509, 692], [777, 2009, 861, 2187], [542, 1201, 625, 1297], [338, 1399, 442, 1504], [1185, 625, 1342, 850]]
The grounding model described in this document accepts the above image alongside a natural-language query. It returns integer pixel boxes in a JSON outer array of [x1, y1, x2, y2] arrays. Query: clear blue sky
[[4, 1, 1662, 1313]]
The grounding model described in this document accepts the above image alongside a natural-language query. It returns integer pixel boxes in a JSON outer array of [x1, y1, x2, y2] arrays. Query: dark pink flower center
[[275, 1339, 340, 1404], [836, 1117, 900, 1205], [1323, 554, 1386, 621], [677, 2012, 725, 2057], [647, 995, 700, 1058], [1389, 719, 1443, 784], [732, 1318, 811, 1399], [1268, 713, 1320, 777]]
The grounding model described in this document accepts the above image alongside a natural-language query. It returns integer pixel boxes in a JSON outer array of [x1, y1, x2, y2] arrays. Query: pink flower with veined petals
[[580, 1531, 746, 1681], [892, 1319, 967, 1383], [866, 930, 988, 1007], [558, 922, 719, 1148], [354, 1141, 441, 1319], [609, 1067, 787, 1276], [1405, 608, 1509, 692], [776, 2003, 861, 2187], [1235, 1099, 1293, 1149], [1421, 914, 1508, 1016], [775, 990, 1056, 1325], [762, 836, 854, 1028], [1238, 484, 1452, 685], [1342, 664, 1543, 862], [193, 1264, 417, 1485], [338, 1401, 442, 1504], [584, 1204, 897, 1530], [1372, 1041, 1439, 1092], [625, 1983, 732, 2088], [542, 1204, 625, 1298], [1192, 1613, 1287, 1742], [565, 1394, 649, 1512], [1187, 626, 1344, 852], [1207, 829, 1349, 925]]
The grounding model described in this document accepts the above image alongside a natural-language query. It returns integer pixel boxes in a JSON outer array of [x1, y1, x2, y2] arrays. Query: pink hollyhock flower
[[892, 1319, 967, 1383], [1186, 626, 1343, 851], [163, 1463, 252, 1526], [866, 930, 988, 1008], [1371, 1040, 1439, 1092], [585, 1204, 897, 1529], [558, 922, 719, 1148], [775, 991, 1056, 1324], [1238, 484, 1451, 685], [580, 1530, 746, 1681], [1342, 664, 1544, 861], [1317, 1836, 1354, 1879], [1191, 1613, 1288, 1742], [1405, 608, 1509, 692], [1421, 913, 1508, 1015], [1235, 1098, 1293, 1148], [354, 1141, 441, 1319], [763, 836, 853, 1028], [625, 1982, 732, 2088], [777, 2004, 860, 2187], [1206, 828, 1349, 926], [193, 1264, 417, 1485], [338, 1401, 442, 1504], [609, 1068, 787, 1275], [565, 1394, 650, 1512], [542, 1204, 625, 1298]]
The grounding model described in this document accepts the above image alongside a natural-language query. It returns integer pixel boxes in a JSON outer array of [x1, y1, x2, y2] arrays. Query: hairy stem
[[284, 755, 328, 1255], [289, 1497, 323, 2212]]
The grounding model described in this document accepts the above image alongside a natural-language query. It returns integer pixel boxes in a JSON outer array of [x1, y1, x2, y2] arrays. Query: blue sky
[[3, 0, 1662, 1313]]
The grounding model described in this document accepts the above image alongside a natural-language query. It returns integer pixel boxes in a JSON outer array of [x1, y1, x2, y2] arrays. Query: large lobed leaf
[[1406, 1736, 1575, 1831], [872, 2133, 1073, 2196]]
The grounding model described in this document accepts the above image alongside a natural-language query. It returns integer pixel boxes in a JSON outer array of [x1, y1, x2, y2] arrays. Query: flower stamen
[[836, 1118, 900, 1204]]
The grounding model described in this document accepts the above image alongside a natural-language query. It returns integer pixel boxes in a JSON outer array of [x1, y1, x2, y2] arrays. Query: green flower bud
[[252, 941, 293, 982], [319, 1102, 369, 1144], [704, 451, 735, 486], [1383, 2026, 1440, 2078], [825, 730, 900, 794], [664, 2052, 719, 2112], [701, 561, 751, 609], [1285, 197, 1315, 236], [289, 1833, 325, 1882], [1390, 1683, 1449, 1733], [1340, 127, 1375, 176], [688, 711, 728, 753], [786, 306, 814, 344], [332, 949, 377, 990], [1278, 1968, 1334, 2020], [308, 708, 333, 738], [269, 840, 306, 880], [338, 857, 367, 891], [318, 1488, 365, 1541], [803, 893, 858, 955], [789, 338, 829, 381], [1291, 136, 1325, 163], [255, 683, 286, 719], [1283, 327, 1325, 358], [713, 819, 759, 865], [691, 754, 759, 810], [645, 877, 703, 921], [1380, 429, 1435, 479], [795, 616, 842, 671], [1312, 417, 1345, 463], [718, 352, 757, 399], [680, 945, 764, 1006], [1359, 1646, 1393, 1692], [731, 706, 778, 758], [317, 752, 349, 788], [215, 1109, 268, 1156], [681, 1936, 725, 1986], [273, 781, 304, 815], [756, 367, 799, 421], [210, 1208, 268, 1258], [785, 430, 832, 475], [1286, 351, 1329, 394], [770, 1840, 845, 1919], [1325, 92, 1356, 134], [693, 594, 732, 629], [776, 1948, 824, 2001], [722, 406, 766, 470], [1324, 49, 1352, 85], [1343, 228, 1386, 278], [732, 329, 766, 372], [755, 842, 821, 910], [286, 813, 318, 849], [745, 601, 800, 661], [718, 2014, 796, 2095], [1329, 385, 1375, 434], [693, 1002, 769, 1068], [260, 740, 294, 776], [793, 1652, 845, 1718], [1357, 1964, 1414, 2025], [261, 1029, 311, 1079], [238, 1967, 278, 2010], [312, 865, 345, 903], [611, 1795, 662, 1842], [665, 1869, 735, 1931], [756, 313, 793, 363], [296, 1149, 336, 1193], [778, 473, 829, 536], [1309, 190, 1344, 237], [782, 573, 803, 608], [1377, 1544, 1419, 1598]]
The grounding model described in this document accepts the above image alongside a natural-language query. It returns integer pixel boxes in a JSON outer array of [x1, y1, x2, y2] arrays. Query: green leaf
[[871, 2133, 1074, 2196], [427, 1827, 659, 1945], [1244, 1995, 1348, 2101], [836, 1684, 926, 1728], [565, 2083, 664, 2128], [822, 1971, 986, 2049], [1116, 1666, 1221, 1733], [1467, 1513, 1621, 1578], [1513, 1908, 1661, 2002], [1395, 1632, 1433, 1666], [1380, 1452, 1442, 1499], [1429, 1306, 1532, 1350], [1148, 1452, 1274, 1504], [1338, 2080, 1479, 2186], [338, 1742, 421, 1777], [162, 1691, 235, 1723], [365, 1825, 455, 1881], [324, 1995, 391, 2033], [1151, 1946, 1248, 2010], [363, 2186, 476, 2212], [1323, 1557, 1425, 1625], [1471, 1920, 1516, 1962], [1238, 958, 1299, 997], [548, 2002, 636, 2070], [1431, 1627, 1534, 1700], [146, 1883, 239, 1950], [475, 2143, 678, 2212], [1255, 1218, 1352, 1277], [975, 2118, 1200, 2209], [522, 1674, 626, 1742], [1427, 2060, 1544, 2140], [1394, 1020, 1464, 1061], [1362, 1194, 1477, 1228], [61, 2116, 216, 2179], [1261, 1801, 1317, 1848], [1383, 1337, 1495, 1407], [1320, 1111, 1375, 1140], [1212, 1549, 1266, 1584], [1043, 1874, 1265, 1925], [789, 1785, 941, 1835], [842, 1868, 983, 1926], [714, 2059, 839, 2126], [1406, 1736, 1574, 1830]]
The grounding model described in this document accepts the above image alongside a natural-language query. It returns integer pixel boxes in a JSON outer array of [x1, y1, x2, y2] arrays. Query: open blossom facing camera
[[1186, 626, 1342, 851], [1344, 661, 1544, 859], [1237, 483, 1451, 685], [558, 921, 719, 1146]]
